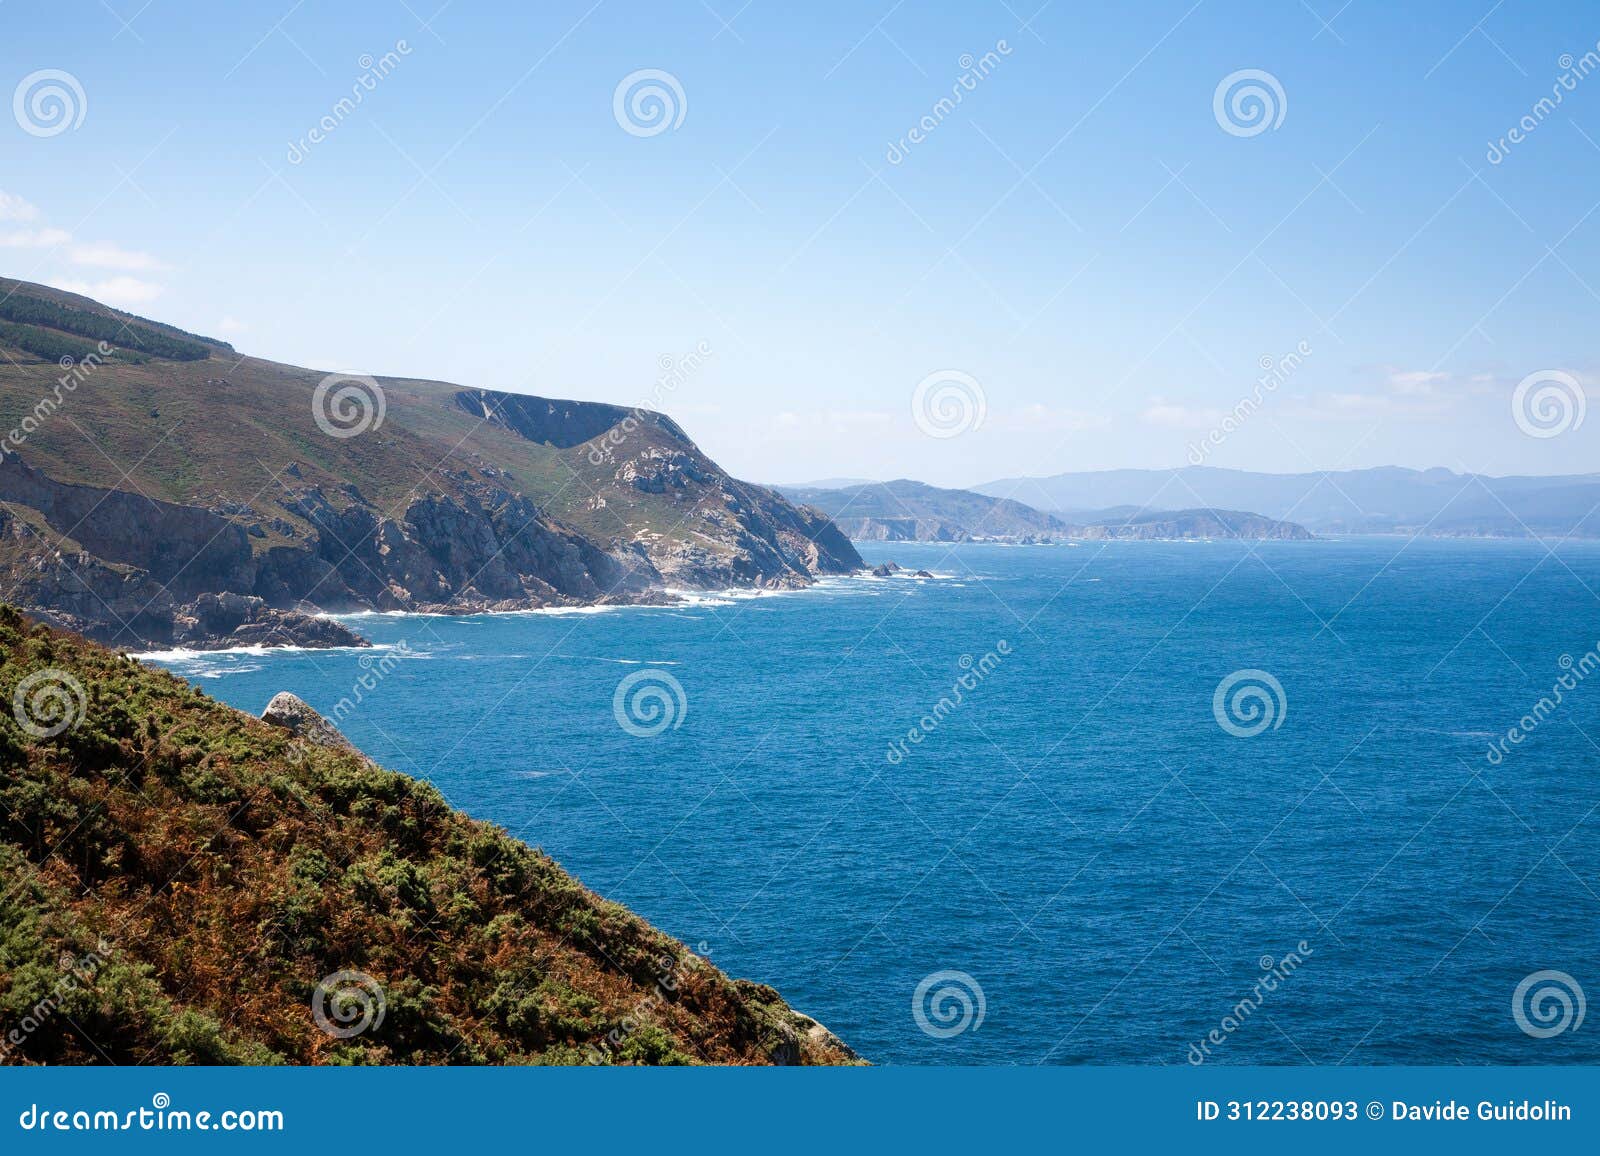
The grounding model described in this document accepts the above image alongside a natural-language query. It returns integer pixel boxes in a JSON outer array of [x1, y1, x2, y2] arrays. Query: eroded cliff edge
[[0, 278, 861, 650]]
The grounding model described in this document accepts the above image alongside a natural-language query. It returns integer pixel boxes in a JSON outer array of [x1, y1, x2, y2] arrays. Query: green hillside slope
[[0, 607, 857, 1065]]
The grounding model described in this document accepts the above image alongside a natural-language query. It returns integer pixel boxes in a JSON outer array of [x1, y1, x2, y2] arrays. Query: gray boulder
[[260, 692, 359, 755]]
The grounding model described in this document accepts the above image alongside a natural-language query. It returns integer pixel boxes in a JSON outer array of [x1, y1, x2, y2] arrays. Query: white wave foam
[[137, 641, 403, 662], [553, 654, 681, 666]]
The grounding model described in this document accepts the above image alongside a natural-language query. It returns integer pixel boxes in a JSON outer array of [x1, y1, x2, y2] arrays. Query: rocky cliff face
[[0, 458, 366, 649], [458, 387, 861, 589], [0, 454, 659, 650], [0, 279, 861, 649]]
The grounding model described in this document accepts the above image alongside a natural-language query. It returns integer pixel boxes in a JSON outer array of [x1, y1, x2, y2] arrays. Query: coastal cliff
[[0, 278, 861, 650]]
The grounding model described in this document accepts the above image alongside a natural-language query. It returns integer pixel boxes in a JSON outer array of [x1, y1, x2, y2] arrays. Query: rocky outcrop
[[173, 593, 366, 649], [726, 979, 865, 1065], [792, 1012, 861, 1063], [260, 690, 361, 753]]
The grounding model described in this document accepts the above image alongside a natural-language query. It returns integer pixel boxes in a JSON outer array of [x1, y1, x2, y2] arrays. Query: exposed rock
[[870, 561, 901, 577], [172, 593, 367, 650], [0, 456, 639, 650], [793, 1012, 861, 1063], [616, 448, 709, 493], [913, 569, 934, 578], [726, 979, 863, 1066], [259, 691, 359, 754]]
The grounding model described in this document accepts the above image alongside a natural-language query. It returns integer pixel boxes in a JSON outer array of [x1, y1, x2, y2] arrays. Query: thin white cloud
[[0, 227, 71, 248], [1284, 390, 1450, 420], [68, 241, 168, 272], [0, 191, 40, 222], [49, 276, 164, 308], [0, 189, 171, 295], [217, 315, 248, 334], [1387, 369, 1449, 395], [1141, 400, 1224, 429], [992, 404, 1111, 432]]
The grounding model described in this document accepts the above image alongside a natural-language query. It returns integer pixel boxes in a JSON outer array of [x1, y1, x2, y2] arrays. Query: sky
[[2, 0, 1599, 487]]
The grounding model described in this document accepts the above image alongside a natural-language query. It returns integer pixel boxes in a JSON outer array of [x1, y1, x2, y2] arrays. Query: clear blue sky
[[3, 0, 1598, 485]]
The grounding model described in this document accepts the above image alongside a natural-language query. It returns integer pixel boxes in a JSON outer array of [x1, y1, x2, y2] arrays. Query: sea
[[144, 538, 1600, 1065]]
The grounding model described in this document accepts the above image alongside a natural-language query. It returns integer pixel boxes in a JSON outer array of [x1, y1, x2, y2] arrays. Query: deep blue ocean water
[[146, 539, 1600, 1065]]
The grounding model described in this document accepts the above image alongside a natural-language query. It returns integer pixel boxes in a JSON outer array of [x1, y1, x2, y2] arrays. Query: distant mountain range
[[972, 466, 1600, 537], [0, 277, 859, 649], [776, 479, 1313, 542]]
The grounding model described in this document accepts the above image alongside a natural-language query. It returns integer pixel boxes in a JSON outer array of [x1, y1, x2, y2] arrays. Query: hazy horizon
[[770, 463, 1600, 491]]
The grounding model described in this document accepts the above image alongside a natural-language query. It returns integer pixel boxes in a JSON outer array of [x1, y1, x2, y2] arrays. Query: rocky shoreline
[[0, 451, 860, 651]]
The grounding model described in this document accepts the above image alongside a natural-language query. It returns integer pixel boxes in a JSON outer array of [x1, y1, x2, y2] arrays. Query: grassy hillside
[[0, 276, 840, 563], [0, 277, 858, 648], [0, 608, 856, 1065], [1068, 507, 1316, 540]]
